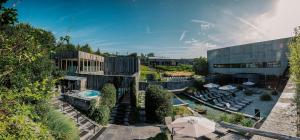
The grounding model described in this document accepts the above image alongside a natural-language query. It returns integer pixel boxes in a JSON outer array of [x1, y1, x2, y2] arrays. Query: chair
[[213, 99, 224, 108]]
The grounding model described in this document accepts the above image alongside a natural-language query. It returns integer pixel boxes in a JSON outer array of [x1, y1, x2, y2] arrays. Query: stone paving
[[96, 124, 162, 140], [251, 79, 298, 140]]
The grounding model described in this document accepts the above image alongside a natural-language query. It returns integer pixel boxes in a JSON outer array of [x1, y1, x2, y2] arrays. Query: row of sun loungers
[[193, 90, 253, 112]]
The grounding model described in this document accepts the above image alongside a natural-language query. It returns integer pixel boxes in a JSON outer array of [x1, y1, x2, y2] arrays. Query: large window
[[213, 61, 281, 68]]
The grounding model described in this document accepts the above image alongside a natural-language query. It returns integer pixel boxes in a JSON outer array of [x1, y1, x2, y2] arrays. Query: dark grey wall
[[104, 56, 140, 75]]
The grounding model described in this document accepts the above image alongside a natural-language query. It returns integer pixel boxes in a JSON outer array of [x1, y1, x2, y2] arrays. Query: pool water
[[78, 90, 101, 98], [173, 97, 187, 106]]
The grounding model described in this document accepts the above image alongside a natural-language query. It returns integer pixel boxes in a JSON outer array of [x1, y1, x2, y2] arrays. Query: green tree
[[101, 83, 117, 109], [0, 0, 18, 26], [288, 27, 300, 136], [145, 85, 173, 123], [193, 56, 208, 75], [79, 43, 93, 53]]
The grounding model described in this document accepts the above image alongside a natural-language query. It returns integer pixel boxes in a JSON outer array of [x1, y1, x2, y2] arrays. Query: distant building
[[145, 57, 194, 67], [207, 37, 290, 83]]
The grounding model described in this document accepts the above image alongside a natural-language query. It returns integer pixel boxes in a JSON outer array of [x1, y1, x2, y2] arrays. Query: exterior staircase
[[52, 97, 106, 140], [110, 92, 131, 125]]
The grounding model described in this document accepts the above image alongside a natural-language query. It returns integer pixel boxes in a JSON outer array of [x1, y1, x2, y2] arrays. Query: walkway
[[252, 79, 298, 140], [52, 96, 106, 140]]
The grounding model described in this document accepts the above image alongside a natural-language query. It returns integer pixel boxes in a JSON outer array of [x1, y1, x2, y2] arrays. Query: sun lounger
[[225, 103, 239, 111], [199, 95, 208, 101], [221, 97, 245, 108], [219, 98, 243, 109], [213, 99, 224, 108], [204, 94, 212, 100]]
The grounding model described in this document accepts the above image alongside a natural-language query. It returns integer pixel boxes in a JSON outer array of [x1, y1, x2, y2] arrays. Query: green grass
[[140, 65, 161, 81], [155, 64, 193, 72]]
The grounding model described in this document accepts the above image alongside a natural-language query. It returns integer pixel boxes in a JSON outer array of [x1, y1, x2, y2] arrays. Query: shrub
[[218, 113, 233, 123], [92, 105, 110, 125], [145, 85, 173, 123], [173, 106, 193, 116], [240, 119, 254, 127], [232, 113, 245, 124], [260, 93, 272, 101], [101, 83, 117, 109], [244, 89, 253, 96], [44, 109, 79, 140], [147, 132, 168, 140]]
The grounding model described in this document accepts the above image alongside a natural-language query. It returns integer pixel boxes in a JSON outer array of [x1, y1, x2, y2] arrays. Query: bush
[[260, 93, 272, 101], [44, 109, 79, 140], [240, 119, 254, 127], [232, 113, 245, 124], [173, 106, 193, 116], [92, 105, 110, 125], [147, 132, 168, 140], [145, 85, 173, 123], [101, 83, 117, 109], [218, 113, 233, 123], [244, 89, 253, 96]]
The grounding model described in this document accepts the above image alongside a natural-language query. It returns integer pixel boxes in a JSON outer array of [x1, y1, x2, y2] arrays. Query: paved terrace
[[252, 79, 298, 139]]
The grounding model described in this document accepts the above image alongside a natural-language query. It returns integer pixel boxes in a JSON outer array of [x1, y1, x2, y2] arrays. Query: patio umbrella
[[242, 81, 255, 86], [219, 85, 236, 91], [167, 116, 215, 138], [203, 83, 220, 88]]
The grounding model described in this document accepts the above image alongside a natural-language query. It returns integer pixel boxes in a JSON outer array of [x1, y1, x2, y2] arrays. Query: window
[[213, 61, 281, 68]]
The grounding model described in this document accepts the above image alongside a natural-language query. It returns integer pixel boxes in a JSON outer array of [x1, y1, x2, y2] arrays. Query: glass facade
[[213, 61, 281, 68]]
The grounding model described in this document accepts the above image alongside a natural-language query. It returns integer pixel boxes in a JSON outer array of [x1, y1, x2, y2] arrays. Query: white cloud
[[191, 19, 215, 30], [179, 30, 187, 41]]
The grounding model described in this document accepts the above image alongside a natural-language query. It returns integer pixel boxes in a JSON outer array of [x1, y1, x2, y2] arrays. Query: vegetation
[[0, 1, 79, 138], [88, 99, 110, 125], [288, 26, 300, 136], [172, 106, 193, 116], [140, 65, 161, 81], [193, 75, 206, 91], [145, 85, 173, 123], [184, 87, 197, 94], [218, 113, 254, 127], [163, 71, 193, 77], [101, 83, 117, 109], [193, 57, 208, 76], [43, 109, 79, 140], [260, 93, 272, 101], [147, 132, 168, 140], [155, 64, 193, 72]]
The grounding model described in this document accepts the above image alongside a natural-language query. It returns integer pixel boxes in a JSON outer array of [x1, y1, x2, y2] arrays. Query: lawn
[[140, 65, 161, 81]]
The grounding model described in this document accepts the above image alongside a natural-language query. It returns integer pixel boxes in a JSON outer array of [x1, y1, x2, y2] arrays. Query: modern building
[[145, 57, 194, 67], [52, 51, 140, 103], [207, 37, 290, 83]]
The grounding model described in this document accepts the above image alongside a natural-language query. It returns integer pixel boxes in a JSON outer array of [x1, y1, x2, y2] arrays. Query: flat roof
[[63, 75, 87, 81]]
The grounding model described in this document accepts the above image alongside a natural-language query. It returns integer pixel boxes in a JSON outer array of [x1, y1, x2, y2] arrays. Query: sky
[[10, 0, 300, 58]]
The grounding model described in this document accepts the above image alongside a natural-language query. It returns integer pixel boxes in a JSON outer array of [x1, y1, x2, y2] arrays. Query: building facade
[[207, 38, 290, 77], [146, 57, 194, 67]]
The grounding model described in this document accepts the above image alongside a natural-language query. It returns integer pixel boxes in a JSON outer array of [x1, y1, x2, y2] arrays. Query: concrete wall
[[139, 80, 192, 91], [207, 38, 290, 76]]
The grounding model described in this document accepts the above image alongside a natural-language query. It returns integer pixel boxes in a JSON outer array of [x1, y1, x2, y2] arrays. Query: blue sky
[[11, 0, 300, 58]]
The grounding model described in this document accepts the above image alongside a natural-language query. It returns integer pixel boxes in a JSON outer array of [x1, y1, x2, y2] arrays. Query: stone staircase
[[52, 97, 106, 140], [110, 92, 131, 125]]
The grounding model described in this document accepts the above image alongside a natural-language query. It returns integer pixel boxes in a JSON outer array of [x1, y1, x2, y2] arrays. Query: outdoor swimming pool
[[78, 90, 101, 98], [173, 96, 188, 106]]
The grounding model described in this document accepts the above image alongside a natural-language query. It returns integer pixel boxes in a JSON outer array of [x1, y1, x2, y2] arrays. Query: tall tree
[[193, 56, 208, 76], [0, 0, 17, 26]]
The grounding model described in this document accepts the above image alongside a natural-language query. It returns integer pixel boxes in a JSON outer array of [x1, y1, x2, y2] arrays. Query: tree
[[101, 83, 117, 109], [147, 53, 155, 57], [145, 85, 173, 123], [288, 27, 300, 137], [80, 43, 93, 53], [95, 48, 101, 55], [193, 56, 208, 75], [0, 0, 18, 26]]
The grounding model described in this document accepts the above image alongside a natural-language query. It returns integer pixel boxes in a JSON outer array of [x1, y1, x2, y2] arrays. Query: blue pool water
[[79, 90, 101, 98], [173, 96, 188, 106]]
